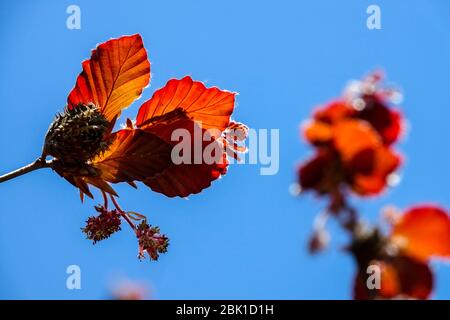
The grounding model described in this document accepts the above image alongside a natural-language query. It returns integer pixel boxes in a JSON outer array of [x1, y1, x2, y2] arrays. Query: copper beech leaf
[[354, 256, 433, 300], [143, 119, 228, 198], [92, 129, 172, 184], [132, 77, 236, 197], [391, 206, 450, 261], [136, 76, 235, 134], [67, 34, 150, 122]]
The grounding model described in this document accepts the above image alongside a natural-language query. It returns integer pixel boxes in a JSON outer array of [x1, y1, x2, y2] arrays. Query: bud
[[82, 205, 122, 244], [136, 221, 169, 261], [43, 103, 111, 163], [225, 121, 249, 141], [222, 121, 249, 160]]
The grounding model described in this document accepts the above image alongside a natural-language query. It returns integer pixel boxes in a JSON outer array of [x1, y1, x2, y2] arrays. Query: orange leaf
[[391, 205, 450, 261], [144, 159, 228, 198], [136, 76, 235, 134], [354, 260, 400, 300], [332, 119, 381, 163], [136, 95, 233, 198], [313, 100, 355, 123], [91, 129, 172, 184], [354, 257, 433, 300], [393, 256, 433, 299], [352, 147, 401, 196], [358, 94, 403, 145], [143, 119, 229, 198], [298, 149, 336, 193], [67, 34, 150, 122], [377, 261, 401, 298], [303, 121, 333, 144]]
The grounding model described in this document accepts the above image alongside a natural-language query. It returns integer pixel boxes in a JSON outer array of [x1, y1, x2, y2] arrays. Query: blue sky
[[0, 0, 450, 299]]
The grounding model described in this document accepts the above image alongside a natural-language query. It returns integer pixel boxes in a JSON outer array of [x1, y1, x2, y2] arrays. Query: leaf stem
[[0, 158, 52, 183], [110, 195, 137, 232]]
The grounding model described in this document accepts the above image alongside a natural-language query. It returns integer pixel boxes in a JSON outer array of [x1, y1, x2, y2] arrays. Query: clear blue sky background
[[0, 0, 449, 299]]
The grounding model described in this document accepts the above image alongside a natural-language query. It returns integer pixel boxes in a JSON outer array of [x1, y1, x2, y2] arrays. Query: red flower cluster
[[82, 205, 122, 244], [136, 221, 169, 261], [299, 72, 403, 210]]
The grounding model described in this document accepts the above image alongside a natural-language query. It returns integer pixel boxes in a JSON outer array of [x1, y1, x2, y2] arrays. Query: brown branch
[[0, 158, 52, 183]]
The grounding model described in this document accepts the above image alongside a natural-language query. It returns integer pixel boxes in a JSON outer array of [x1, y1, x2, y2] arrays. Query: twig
[[0, 158, 52, 183], [110, 195, 137, 232]]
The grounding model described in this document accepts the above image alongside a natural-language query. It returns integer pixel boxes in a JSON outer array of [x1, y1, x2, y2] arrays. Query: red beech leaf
[[131, 77, 236, 197], [359, 94, 403, 145], [313, 100, 356, 123], [303, 121, 333, 144], [391, 205, 450, 261], [298, 149, 336, 193], [352, 147, 401, 196], [136, 76, 235, 134], [143, 119, 229, 198], [67, 34, 150, 122], [354, 256, 433, 300], [92, 129, 172, 184], [144, 159, 228, 198], [332, 119, 381, 163]]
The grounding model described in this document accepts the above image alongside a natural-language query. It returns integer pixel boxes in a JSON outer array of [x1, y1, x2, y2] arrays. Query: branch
[[0, 158, 52, 183]]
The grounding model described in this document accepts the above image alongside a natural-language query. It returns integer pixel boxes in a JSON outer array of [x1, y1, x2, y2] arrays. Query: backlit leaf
[[91, 129, 172, 184], [67, 34, 150, 122], [391, 206, 450, 261], [136, 76, 235, 134]]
